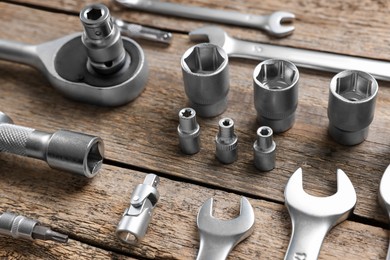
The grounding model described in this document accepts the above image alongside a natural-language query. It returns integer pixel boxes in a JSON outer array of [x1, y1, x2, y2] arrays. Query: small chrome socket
[[253, 126, 276, 171], [177, 108, 200, 155], [253, 59, 299, 133], [328, 70, 378, 145], [215, 118, 238, 164], [80, 4, 128, 74], [181, 43, 229, 117]]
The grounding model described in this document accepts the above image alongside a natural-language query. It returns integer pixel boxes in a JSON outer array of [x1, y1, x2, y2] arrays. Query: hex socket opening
[[255, 60, 298, 90], [117, 230, 138, 244], [184, 45, 225, 74], [86, 140, 104, 177], [332, 71, 376, 102]]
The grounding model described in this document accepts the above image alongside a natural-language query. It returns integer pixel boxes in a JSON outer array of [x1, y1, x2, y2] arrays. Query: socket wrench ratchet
[[284, 168, 356, 260], [0, 4, 148, 106], [115, 0, 295, 37], [190, 26, 390, 82], [196, 197, 255, 260]]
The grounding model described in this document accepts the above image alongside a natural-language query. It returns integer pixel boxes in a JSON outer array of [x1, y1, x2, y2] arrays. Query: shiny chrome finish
[[181, 43, 229, 117], [0, 212, 68, 243], [253, 59, 299, 133], [115, 0, 294, 37], [0, 111, 104, 178], [177, 108, 201, 155], [284, 168, 356, 260], [196, 197, 255, 260], [215, 118, 238, 164], [189, 26, 390, 82], [114, 18, 172, 44], [253, 126, 276, 171], [328, 70, 378, 145], [116, 174, 160, 244], [0, 4, 148, 106], [379, 165, 390, 260]]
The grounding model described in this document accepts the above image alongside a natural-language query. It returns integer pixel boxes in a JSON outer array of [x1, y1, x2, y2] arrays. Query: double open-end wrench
[[284, 168, 356, 260], [190, 26, 390, 82], [379, 165, 390, 260], [115, 0, 295, 37], [196, 197, 255, 260]]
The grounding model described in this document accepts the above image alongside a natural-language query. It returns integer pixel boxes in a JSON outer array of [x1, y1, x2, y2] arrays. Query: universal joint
[[116, 174, 160, 244]]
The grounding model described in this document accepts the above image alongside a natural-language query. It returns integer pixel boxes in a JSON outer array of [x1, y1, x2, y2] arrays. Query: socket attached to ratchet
[[116, 174, 160, 244], [0, 111, 104, 178], [0, 4, 148, 106]]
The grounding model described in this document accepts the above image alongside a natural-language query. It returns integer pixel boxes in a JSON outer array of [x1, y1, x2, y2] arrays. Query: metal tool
[[115, 0, 295, 37], [196, 197, 255, 260], [328, 70, 378, 146], [116, 174, 160, 244], [113, 18, 172, 44], [189, 26, 390, 82], [0, 3, 148, 106], [253, 59, 299, 133], [379, 165, 390, 260], [177, 108, 201, 155], [181, 43, 229, 117], [0, 212, 68, 243], [0, 111, 104, 178], [253, 126, 276, 171], [215, 118, 238, 164], [284, 168, 356, 260]]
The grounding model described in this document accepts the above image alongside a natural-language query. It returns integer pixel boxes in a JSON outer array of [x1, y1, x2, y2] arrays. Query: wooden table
[[1, 0, 390, 259]]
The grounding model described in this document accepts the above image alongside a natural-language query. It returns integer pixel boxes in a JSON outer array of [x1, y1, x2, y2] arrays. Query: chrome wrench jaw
[[284, 168, 357, 260], [196, 197, 255, 260], [265, 11, 295, 37], [379, 165, 390, 259]]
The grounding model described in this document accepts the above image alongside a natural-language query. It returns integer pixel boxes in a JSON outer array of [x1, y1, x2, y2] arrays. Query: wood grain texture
[[0, 158, 388, 259], [1, 1, 390, 258], [1, 2, 389, 224]]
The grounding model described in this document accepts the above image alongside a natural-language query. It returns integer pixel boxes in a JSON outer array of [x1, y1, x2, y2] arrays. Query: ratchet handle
[[0, 39, 39, 67], [231, 39, 390, 81]]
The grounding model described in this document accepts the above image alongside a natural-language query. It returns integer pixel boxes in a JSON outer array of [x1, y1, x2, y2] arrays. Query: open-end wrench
[[115, 0, 295, 37], [379, 165, 390, 260], [284, 168, 356, 260], [196, 197, 255, 260], [189, 26, 390, 82]]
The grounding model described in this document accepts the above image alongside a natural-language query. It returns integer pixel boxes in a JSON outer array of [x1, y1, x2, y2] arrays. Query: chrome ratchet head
[[197, 197, 255, 248], [264, 11, 295, 37], [285, 168, 356, 225], [379, 165, 390, 218]]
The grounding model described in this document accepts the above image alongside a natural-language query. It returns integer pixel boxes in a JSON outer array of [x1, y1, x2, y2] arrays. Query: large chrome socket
[[253, 59, 299, 133], [328, 70, 378, 145], [181, 43, 229, 117]]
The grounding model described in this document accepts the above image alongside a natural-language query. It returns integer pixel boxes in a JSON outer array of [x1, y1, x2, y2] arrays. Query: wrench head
[[284, 168, 356, 226], [189, 26, 230, 52], [266, 11, 295, 37], [197, 197, 255, 245], [379, 165, 390, 218]]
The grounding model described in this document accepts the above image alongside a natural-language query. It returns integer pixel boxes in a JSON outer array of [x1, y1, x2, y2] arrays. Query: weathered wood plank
[[6, 0, 390, 61], [1, 2, 389, 225], [0, 158, 388, 259]]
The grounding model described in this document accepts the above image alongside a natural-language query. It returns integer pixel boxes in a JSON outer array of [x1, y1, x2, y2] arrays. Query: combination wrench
[[190, 26, 390, 82], [284, 168, 356, 260], [379, 165, 390, 260], [196, 197, 255, 260], [115, 0, 295, 37]]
